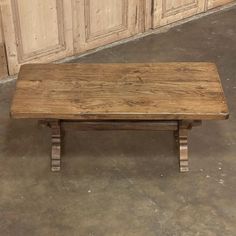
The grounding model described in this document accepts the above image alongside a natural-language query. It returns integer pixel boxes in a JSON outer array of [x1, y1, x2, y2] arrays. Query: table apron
[[61, 120, 179, 131]]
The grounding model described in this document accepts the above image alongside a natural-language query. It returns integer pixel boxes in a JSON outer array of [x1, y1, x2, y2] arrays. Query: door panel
[[14, 0, 61, 58], [208, 0, 235, 9], [1, 0, 73, 74], [152, 0, 205, 27], [73, 0, 142, 52], [88, 0, 125, 39]]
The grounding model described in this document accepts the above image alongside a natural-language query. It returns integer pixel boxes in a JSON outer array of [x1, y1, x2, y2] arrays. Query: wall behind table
[[1, 0, 236, 75]]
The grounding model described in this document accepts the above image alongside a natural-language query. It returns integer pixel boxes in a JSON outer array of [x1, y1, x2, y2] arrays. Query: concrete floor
[[1, 6, 236, 236]]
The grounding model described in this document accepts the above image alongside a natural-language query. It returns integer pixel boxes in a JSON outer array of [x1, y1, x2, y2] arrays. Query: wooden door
[[1, 0, 73, 75], [152, 0, 206, 27], [0, 9, 8, 79], [208, 0, 235, 9], [73, 0, 143, 53]]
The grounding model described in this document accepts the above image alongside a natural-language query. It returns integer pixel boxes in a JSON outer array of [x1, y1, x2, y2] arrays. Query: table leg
[[50, 120, 61, 172], [174, 130, 179, 144], [178, 121, 190, 172]]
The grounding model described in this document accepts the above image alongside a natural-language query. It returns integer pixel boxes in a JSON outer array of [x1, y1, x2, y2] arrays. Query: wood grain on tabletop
[[10, 63, 229, 120]]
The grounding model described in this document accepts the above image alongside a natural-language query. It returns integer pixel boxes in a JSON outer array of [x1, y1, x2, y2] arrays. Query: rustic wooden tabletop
[[11, 63, 229, 120]]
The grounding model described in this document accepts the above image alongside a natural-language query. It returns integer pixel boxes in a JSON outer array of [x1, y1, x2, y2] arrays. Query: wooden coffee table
[[10, 63, 229, 172]]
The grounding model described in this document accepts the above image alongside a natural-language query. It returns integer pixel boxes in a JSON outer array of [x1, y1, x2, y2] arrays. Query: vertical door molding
[[0, 6, 8, 78], [1, 0, 73, 75], [152, 0, 206, 27], [73, 0, 143, 53], [144, 0, 153, 31], [0, 0, 17, 74]]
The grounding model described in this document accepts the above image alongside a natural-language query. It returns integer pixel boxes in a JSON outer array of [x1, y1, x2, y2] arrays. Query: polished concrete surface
[[1, 6, 236, 236]]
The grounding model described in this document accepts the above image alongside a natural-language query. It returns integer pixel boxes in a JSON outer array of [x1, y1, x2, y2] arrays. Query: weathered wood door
[[73, 0, 143, 53], [0, 9, 8, 79], [1, 0, 73, 75], [152, 0, 205, 27]]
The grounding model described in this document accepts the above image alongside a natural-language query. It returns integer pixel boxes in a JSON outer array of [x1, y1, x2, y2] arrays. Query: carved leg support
[[50, 120, 61, 172], [178, 121, 191, 172]]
